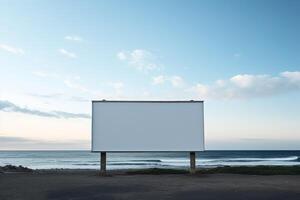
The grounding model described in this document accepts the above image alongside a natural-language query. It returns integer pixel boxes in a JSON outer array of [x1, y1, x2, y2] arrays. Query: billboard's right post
[[190, 152, 196, 174], [100, 152, 106, 175]]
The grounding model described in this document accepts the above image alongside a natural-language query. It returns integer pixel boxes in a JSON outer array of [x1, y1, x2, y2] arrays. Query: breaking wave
[[1, 151, 299, 169]]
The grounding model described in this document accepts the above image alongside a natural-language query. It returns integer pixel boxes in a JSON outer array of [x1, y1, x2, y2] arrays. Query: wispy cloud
[[0, 136, 89, 150], [110, 81, 124, 90], [52, 111, 90, 119], [0, 44, 24, 55], [169, 76, 184, 88], [32, 71, 60, 78], [281, 71, 300, 82], [59, 48, 77, 58], [206, 138, 300, 150], [109, 81, 124, 96], [68, 96, 89, 102], [64, 76, 90, 93], [191, 71, 300, 99], [64, 35, 83, 42], [32, 71, 90, 94], [117, 49, 161, 72], [28, 93, 63, 99], [29, 92, 89, 102], [152, 75, 184, 88], [152, 75, 165, 85], [0, 100, 90, 119], [31, 71, 97, 98]]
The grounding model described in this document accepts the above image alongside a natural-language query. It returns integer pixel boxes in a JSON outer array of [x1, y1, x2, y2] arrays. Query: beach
[[1, 151, 299, 199], [1, 170, 300, 200]]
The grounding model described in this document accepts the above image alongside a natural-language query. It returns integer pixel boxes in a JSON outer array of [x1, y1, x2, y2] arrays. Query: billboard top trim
[[92, 100, 204, 103]]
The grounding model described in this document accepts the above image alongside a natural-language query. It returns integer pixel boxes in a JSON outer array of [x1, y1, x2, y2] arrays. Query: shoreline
[[1, 165, 300, 175]]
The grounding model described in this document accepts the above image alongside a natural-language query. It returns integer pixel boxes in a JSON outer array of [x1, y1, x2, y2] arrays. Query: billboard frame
[[91, 100, 205, 174]]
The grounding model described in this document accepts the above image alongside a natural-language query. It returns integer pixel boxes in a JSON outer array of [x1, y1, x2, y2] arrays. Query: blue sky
[[0, 0, 299, 150]]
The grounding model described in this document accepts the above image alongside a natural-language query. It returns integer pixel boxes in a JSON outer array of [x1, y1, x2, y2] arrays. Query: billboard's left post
[[190, 152, 196, 174], [100, 152, 106, 175]]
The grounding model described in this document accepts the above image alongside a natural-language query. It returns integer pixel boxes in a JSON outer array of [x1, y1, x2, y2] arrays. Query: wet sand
[[0, 170, 299, 200]]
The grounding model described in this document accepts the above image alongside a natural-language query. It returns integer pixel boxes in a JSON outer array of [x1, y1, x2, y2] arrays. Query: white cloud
[[29, 92, 89, 103], [192, 71, 300, 100], [59, 48, 77, 58], [64, 35, 83, 42], [152, 75, 184, 88], [29, 93, 63, 99], [32, 71, 59, 78], [152, 75, 166, 85], [169, 76, 184, 88], [32, 71, 90, 94], [64, 76, 91, 92], [117, 52, 127, 60], [142, 90, 150, 97], [0, 136, 89, 150], [117, 49, 161, 72], [111, 81, 124, 90], [0, 44, 24, 55], [281, 71, 300, 82], [109, 81, 124, 96], [31, 70, 98, 97], [0, 100, 90, 119]]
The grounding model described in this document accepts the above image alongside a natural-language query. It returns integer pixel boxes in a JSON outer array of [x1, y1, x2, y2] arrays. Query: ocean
[[0, 151, 299, 170]]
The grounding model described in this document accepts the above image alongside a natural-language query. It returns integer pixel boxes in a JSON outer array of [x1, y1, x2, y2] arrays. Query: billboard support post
[[190, 152, 196, 174], [100, 152, 106, 174]]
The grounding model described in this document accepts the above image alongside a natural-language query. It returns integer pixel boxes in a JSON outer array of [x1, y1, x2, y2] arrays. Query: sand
[[0, 170, 300, 200]]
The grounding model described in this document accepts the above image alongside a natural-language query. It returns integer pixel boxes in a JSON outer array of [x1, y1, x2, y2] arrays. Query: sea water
[[0, 151, 299, 170]]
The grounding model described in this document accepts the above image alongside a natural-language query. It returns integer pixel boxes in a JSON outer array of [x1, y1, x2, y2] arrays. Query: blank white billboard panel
[[92, 101, 204, 151]]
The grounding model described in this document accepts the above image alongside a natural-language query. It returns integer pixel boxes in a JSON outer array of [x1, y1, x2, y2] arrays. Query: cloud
[[29, 92, 89, 102], [30, 93, 91, 104], [281, 71, 300, 82], [59, 48, 77, 58], [29, 93, 87, 102], [169, 76, 184, 88], [31, 71, 96, 97], [109, 81, 124, 96], [28, 93, 63, 99], [32, 71, 59, 78], [152, 75, 184, 88], [152, 75, 166, 85], [117, 52, 127, 60], [0, 136, 31, 143], [52, 111, 90, 119], [117, 49, 161, 72], [64, 77, 90, 93], [32, 71, 88, 93], [0, 136, 89, 150], [0, 44, 24, 55], [68, 96, 89, 102], [0, 100, 90, 119], [206, 138, 300, 150], [192, 71, 300, 99], [64, 35, 83, 42], [110, 81, 124, 90]]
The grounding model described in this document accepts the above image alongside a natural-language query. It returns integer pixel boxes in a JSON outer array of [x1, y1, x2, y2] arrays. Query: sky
[[0, 0, 299, 150]]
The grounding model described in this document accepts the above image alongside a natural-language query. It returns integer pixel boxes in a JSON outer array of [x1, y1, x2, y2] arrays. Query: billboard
[[92, 101, 204, 152]]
